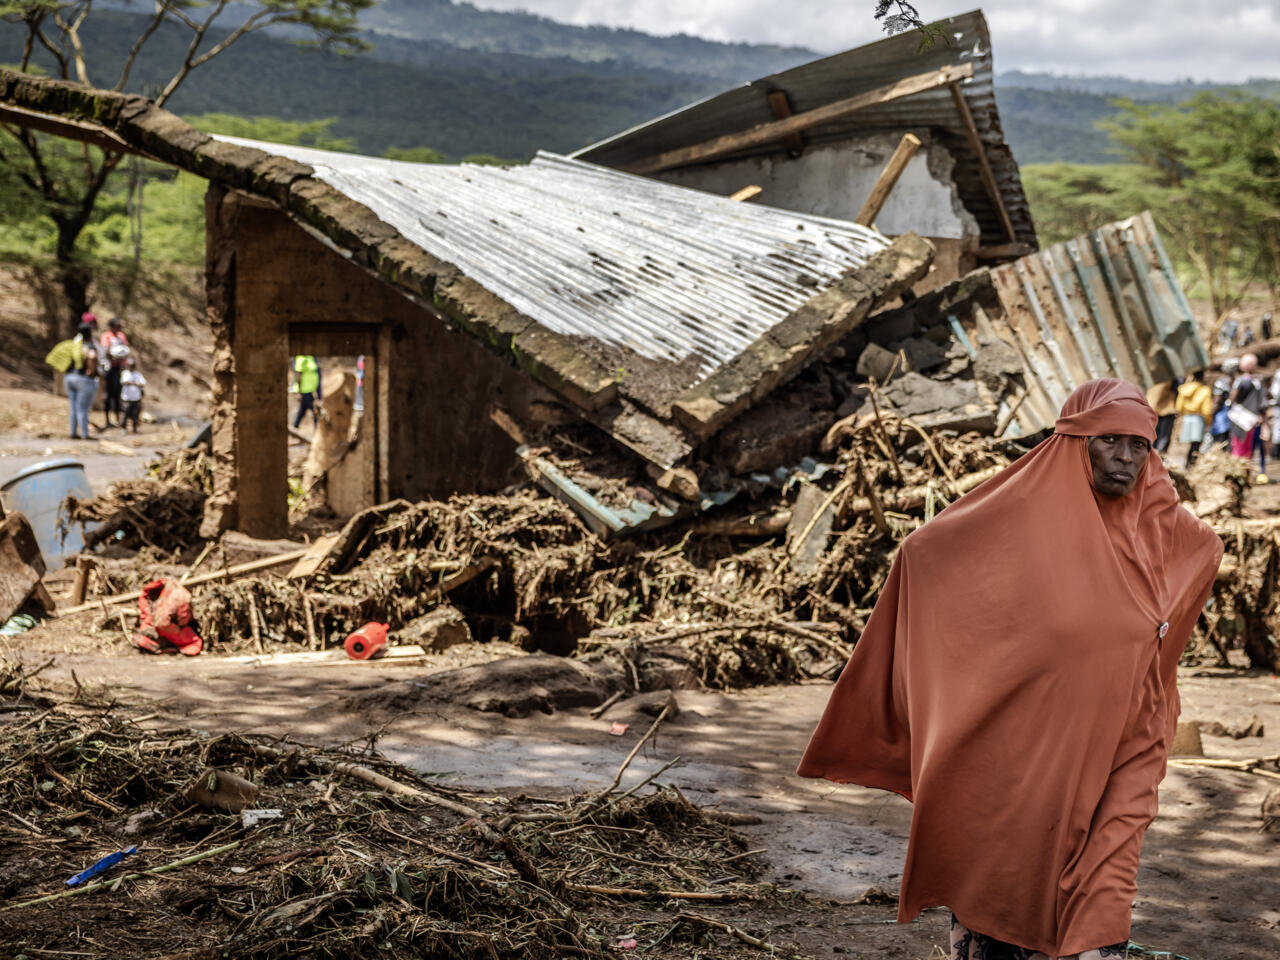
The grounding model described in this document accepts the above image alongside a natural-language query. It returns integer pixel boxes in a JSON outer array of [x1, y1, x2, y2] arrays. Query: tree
[[1102, 93, 1280, 320], [0, 0, 373, 331], [1020, 163, 1152, 247]]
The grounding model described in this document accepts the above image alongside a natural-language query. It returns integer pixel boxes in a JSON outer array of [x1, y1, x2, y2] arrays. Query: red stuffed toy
[[131, 578, 202, 655]]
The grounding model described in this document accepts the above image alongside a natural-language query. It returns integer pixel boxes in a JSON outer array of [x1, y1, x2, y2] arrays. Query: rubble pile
[[70, 416, 1012, 691], [1175, 452, 1280, 672], [62, 403, 1280, 679], [0, 659, 790, 959], [63, 447, 213, 555]]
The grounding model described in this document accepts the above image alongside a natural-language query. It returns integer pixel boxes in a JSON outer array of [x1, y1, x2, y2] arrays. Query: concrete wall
[[657, 133, 979, 241], [210, 193, 550, 537]]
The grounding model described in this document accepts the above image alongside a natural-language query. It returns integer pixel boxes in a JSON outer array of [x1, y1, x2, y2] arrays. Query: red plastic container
[[344, 622, 389, 660]]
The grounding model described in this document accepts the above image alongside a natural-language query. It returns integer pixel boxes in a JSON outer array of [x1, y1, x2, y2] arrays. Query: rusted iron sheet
[[981, 211, 1209, 436]]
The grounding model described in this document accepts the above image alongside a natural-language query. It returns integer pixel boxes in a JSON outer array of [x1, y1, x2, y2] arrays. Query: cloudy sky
[[468, 1, 1279, 82]]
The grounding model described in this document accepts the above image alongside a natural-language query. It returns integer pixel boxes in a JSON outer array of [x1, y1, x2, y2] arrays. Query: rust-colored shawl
[[797, 379, 1222, 956]]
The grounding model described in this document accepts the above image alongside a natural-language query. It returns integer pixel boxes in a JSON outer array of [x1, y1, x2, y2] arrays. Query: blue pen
[[66, 846, 139, 887]]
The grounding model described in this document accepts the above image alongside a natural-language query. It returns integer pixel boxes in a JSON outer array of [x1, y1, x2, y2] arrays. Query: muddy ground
[[4, 626, 1278, 960]]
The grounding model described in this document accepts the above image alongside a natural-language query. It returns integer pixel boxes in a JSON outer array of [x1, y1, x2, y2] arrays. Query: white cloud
[[466, 0, 1280, 82]]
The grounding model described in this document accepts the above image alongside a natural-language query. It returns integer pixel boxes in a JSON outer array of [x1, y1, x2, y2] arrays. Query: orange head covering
[[797, 379, 1221, 956]]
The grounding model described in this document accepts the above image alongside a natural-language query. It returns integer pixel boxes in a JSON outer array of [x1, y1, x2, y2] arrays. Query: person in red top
[[99, 317, 130, 427]]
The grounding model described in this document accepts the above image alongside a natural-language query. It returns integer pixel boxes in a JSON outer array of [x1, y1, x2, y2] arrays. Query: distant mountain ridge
[[993, 71, 1280, 165], [996, 70, 1280, 99], [7, 4, 1279, 167], [358, 0, 817, 81]]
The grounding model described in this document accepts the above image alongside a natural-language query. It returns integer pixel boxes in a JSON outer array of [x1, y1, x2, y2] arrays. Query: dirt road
[[5, 634, 1277, 959]]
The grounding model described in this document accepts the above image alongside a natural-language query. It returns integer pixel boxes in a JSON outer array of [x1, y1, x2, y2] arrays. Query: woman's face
[[1088, 434, 1151, 497]]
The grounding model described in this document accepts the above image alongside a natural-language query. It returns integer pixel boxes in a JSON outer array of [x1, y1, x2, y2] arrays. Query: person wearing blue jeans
[[64, 323, 100, 439]]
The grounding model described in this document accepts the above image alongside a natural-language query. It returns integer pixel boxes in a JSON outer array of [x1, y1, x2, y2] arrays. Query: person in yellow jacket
[[1175, 370, 1213, 468], [291, 355, 322, 429]]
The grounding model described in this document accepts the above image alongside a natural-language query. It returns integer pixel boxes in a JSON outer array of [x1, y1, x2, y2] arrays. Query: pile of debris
[[0, 658, 796, 959], [63, 410, 1014, 691], [1173, 450, 1280, 672], [63, 447, 213, 555]]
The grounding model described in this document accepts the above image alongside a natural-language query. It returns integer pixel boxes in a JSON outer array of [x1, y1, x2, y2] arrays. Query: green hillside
[[1, 11, 731, 159], [995, 72, 1280, 165], [356, 0, 815, 80]]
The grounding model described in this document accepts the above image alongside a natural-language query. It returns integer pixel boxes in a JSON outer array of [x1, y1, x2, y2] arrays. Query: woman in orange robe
[[797, 379, 1222, 959]]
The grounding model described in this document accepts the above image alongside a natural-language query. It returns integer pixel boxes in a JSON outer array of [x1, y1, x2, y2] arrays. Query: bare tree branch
[[187, 8, 274, 71], [52, 1, 92, 86], [155, 0, 232, 106], [33, 21, 70, 80], [20, 18, 37, 71], [115, 0, 172, 91]]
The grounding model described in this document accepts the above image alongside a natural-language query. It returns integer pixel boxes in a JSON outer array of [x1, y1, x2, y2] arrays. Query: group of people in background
[[55, 311, 146, 439], [1148, 347, 1280, 477]]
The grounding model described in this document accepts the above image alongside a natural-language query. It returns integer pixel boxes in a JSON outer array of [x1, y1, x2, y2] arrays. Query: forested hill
[[994, 72, 1280, 164], [2, 10, 743, 160], [355, 0, 815, 81], [5, 6, 1278, 165]]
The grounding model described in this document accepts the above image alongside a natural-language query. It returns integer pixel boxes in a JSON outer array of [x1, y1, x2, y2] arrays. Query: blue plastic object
[[0, 458, 94, 567], [66, 846, 137, 887]]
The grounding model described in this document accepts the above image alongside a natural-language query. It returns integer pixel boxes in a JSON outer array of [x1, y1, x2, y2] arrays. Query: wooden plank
[[286, 532, 342, 579], [57, 548, 310, 617], [626, 63, 974, 175], [947, 82, 1017, 243], [766, 89, 805, 155], [220, 644, 428, 666], [975, 243, 1035, 261], [855, 132, 922, 226]]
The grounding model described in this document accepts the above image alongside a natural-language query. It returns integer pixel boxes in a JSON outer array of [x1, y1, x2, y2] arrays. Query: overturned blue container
[[0, 459, 95, 569]]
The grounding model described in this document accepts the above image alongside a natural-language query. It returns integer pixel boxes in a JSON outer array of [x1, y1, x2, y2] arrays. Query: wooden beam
[[0, 103, 135, 155], [975, 242, 1036, 261], [947, 81, 1017, 243], [626, 63, 975, 175], [56, 548, 311, 617], [766, 89, 805, 155], [855, 132, 922, 227]]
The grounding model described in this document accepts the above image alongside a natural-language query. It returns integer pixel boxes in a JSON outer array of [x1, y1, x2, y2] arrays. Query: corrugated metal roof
[[975, 211, 1209, 435], [216, 139, 889, 383], [571, 9, 1034, 251]]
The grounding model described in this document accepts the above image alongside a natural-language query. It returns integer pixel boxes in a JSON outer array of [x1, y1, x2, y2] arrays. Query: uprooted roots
[[0, 669, 790, 959]]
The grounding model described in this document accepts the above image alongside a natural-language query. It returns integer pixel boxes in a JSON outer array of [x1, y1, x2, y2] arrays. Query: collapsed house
[[575, 9, 1037, 288], [0, 8, 1207, 549]]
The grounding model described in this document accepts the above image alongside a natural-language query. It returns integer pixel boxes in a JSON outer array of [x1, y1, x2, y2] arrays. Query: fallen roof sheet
[[572, 9, 1034, 251], [975, 210, 1209, 435], [214, 139, 890, 382]]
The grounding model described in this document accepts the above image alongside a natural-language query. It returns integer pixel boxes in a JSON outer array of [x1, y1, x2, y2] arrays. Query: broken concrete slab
[[896, 336, 949, 373], [856, 342, 899, 382], [860, 371, 996, 434]]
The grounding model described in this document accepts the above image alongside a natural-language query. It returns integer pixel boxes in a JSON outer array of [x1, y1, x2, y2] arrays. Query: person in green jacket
[[291, 355, 322, 429]]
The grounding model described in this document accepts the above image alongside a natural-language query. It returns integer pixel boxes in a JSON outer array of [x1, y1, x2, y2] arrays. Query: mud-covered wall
[[211, 194, 549, 535]]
